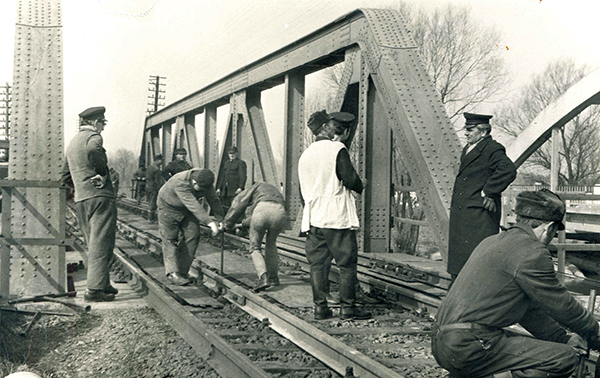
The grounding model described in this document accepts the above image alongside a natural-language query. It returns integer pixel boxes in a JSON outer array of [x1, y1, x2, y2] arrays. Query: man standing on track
[[62, 106, 118, 302], [145, 154, 164, 223], [448, 112, 516, 280], [298, 110, 371, 321], [157, 168, 224, 286], [433, 189, 600, 378], [217, 146, 247, 208]]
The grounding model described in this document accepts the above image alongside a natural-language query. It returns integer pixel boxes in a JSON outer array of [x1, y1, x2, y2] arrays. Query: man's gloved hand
[[208, 222, 220, 237], [567, 334, 588, 355], [235, 188, 242, 194], [482, 196, 497, 212]]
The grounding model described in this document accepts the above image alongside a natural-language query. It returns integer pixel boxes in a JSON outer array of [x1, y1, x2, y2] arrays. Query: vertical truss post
[[283, 72, 305, 226], [204, 105, 218, 173], [2, 0, 66, 297]]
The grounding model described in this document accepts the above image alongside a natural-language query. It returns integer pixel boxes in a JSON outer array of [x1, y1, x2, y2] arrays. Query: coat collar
[[506, 223, 538, 241], [459, 135, 492, 173]]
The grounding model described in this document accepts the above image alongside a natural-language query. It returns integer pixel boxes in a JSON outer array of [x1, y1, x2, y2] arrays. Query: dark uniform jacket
[[448, 135, 516, 275], [157, 169, 224, 224], [217, 158, 247, 197], [223, 182, 287, 229], [162, 160, 192, 181], [146, 162, 163, 192], [62, 128, 114, 202], [437, 224, 598, 343]]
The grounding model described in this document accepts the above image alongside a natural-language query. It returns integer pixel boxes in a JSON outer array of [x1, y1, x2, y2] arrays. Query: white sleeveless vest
[[298, 140, 360, 232]]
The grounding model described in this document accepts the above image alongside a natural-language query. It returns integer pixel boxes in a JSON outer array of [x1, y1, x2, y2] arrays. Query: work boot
[[104, 285, 119, 295], [326, 292, 340, 305], [254, 273, 270, 292], [314, 306, 334, 320], [188, 264, 203, 282], [84, 290, 115, 302], [340, 307, 372, 320], [267, 275, 280, 287], [166, 272, 191, 286]]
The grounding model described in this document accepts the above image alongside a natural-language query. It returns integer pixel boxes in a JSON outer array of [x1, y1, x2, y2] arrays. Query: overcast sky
[[0, 0, 599, 158]]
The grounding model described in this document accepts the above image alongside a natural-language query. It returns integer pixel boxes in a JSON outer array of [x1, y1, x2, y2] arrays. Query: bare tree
[[394, 3, 510, 122], [109, 148, 138, 197], [494, 59, 600, 186]]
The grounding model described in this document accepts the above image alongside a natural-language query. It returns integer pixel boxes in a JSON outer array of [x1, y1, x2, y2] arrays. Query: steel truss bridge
[[2, 1, 600, 297]]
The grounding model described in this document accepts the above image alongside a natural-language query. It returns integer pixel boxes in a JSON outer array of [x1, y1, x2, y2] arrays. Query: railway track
[[108, 199, 450, 377], [109, 198, 600, 377]]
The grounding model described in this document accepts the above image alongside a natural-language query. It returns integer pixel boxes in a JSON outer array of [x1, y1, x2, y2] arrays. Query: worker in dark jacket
[[162, 148, 193, 181], [146, 154, 163, 223], [158, 168, 224, 286], [61, 106, 117, 302], [133, 164, 146, 204], [298, 110, 371, 321], [433, 189, 600, 378], [223, 182, 289, 291], [448, 112, 516, 278], [217, 146, 247, 208]]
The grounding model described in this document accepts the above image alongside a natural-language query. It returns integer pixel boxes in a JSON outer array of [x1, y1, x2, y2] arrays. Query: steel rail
[[202, 268, 403, 378], [112, 241, 272, 378]]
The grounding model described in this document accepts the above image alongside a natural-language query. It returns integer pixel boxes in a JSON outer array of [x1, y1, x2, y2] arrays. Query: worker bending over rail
[[223, 182, 289, 291], [157, 168, 223, 286], [433, 189, 600, 378]]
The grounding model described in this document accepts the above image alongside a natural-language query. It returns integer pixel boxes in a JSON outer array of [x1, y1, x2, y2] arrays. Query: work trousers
[[305, 227, 358, 310], [431, 326, 578, 378], [75, 196, 117, 291], [147, 189, 158, 221], [158, 206, 201, 276], [248, 201, 288, 278]]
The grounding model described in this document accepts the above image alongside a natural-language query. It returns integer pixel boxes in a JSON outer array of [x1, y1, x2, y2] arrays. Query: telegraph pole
[[147, 75, 166, 115], [0, 82, 11, 140]]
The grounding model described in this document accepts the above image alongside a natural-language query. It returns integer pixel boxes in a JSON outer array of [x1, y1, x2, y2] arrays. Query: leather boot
[[166, 272, 191, 286], [309, 269, 329, 308], [267, 275, 280, 286], [340, 306, 372, 320], [314, 306, 333, 320], [254, 273, 270, 292]]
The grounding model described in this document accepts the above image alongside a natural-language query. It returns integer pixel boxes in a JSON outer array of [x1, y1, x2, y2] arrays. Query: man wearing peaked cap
[[162, 148, 193, 181], [447, 112, 517, 279], [432, 189, 600, 377], [297, 110, 371, 321], [216, 145, 247, 208], [61, 106, 117, 302]]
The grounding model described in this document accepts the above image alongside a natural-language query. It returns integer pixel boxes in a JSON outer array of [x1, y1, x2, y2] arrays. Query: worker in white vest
[[298, 110, 371, 321]]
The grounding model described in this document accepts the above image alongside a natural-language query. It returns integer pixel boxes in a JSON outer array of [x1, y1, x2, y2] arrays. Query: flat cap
[[173, 148, 188, 155], [515, 189, 566, 230], [227, 146, 238, 153], [307, 110, 330, 133], [79, 106, 106, 120], [190, 169, 215, 188]]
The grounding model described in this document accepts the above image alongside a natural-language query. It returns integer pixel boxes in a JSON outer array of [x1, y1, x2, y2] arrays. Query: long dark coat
[[448, 135, 516, 276], [217, 158, 247, 197]]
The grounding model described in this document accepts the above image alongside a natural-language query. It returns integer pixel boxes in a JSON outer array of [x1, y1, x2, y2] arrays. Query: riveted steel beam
[[1, 0, 66, 297]]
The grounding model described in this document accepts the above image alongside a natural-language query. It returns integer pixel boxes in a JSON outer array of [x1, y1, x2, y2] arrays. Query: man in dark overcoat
[[448, 112, 516, 278], [216, 146, 247, 208], [146, 154, 164, 223], [162, 148, 193, 181]]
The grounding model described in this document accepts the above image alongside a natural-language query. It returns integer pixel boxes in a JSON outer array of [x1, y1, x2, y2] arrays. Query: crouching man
[[158, 168, 224, 286], [432, 189, 600, 378], [222, 182, 289, 291]]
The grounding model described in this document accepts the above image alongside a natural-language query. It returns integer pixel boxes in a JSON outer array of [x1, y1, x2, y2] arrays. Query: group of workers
[[62, 105, 600, 377]]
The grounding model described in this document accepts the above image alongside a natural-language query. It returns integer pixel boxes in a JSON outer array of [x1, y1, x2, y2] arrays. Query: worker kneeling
[[223, 182, 289, 291], [157, 168, 224, 286], [432, 189, 600, 378]]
